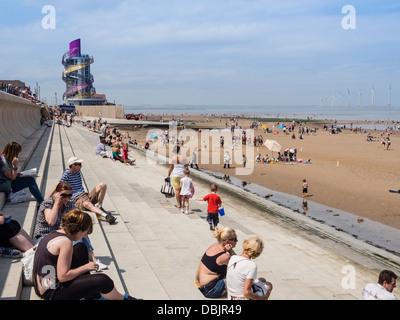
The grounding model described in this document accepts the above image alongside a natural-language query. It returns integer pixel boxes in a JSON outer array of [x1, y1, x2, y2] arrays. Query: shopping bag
[[21, 245, 38, 286], [9, 190, 26, 204], [161, 181, 175, 198]]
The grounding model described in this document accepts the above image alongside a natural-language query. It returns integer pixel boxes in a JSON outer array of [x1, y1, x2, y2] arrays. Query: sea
[[125, 104, 400, 124]]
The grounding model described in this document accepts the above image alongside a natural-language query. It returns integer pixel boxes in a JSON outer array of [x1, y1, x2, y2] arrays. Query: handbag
[[161, 181, 175, 198], [252, 279, 268, 296], [21, 244, 38, 286]]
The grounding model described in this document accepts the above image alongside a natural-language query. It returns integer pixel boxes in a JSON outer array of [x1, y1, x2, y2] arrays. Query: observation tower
[[62, 39, 105, 106]]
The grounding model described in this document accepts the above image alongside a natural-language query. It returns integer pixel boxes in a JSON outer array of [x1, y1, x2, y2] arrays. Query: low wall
[[75, 104, 125, 119], [0, 91, 43, 149]]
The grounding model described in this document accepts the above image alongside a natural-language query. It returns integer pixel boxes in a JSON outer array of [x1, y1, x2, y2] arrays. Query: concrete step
[[1, 125, 53, 300]]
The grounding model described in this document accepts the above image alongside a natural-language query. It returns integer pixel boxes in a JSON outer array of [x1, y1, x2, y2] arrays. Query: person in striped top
[[48, 157, 116, 224]]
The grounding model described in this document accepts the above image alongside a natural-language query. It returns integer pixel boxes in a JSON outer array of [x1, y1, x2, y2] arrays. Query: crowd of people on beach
[[0, 112, 398, 301]]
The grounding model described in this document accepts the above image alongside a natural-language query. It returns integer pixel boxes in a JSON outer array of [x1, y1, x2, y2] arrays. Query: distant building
[[0, 80, 26, 89], [62, 38, 107, 106]]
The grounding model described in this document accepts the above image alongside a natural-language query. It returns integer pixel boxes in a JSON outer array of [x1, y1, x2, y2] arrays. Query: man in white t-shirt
[[362, 270, 397, 300]]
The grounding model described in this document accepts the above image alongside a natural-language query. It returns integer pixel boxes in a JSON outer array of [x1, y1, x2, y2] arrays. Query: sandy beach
[[114, 114, 400, 230]]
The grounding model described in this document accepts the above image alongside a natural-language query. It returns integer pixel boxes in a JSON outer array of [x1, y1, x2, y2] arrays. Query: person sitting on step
[[48, 157, 116, 224]]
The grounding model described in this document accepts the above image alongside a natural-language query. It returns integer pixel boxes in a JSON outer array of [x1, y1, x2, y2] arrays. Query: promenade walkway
[[1, 121, 399, 300]]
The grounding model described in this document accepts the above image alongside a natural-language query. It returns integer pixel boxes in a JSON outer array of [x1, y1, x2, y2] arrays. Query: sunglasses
[[74, 163, 82, 166], [60, 193, 73, 198], [229, 237, 238, 242]]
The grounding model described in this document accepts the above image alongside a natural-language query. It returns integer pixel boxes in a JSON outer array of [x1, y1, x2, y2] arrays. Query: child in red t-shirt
[[196, 184, 222, 230]]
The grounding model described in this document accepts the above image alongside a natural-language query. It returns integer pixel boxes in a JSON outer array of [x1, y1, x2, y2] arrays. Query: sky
[[0, 0, 399, 109]]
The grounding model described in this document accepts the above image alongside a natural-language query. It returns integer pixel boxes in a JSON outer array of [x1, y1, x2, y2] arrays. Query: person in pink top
[[122, 142, 135, 166]]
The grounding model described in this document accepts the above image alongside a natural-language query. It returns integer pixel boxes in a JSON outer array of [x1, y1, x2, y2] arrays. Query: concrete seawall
[[0, 91, 44, 149], [75, 104, 125, 119], [0, 91, 49, 211]]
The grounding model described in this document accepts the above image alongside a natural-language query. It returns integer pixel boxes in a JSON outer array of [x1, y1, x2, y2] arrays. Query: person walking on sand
[[242, 154, 247, 168], [223, 151, 231, 169], [196, 184, 222, 231], [386, 137, 391, 150], [302, 179, 308, 198]]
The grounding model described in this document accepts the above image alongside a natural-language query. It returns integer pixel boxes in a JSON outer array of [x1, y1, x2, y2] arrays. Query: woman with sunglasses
[[195, 227, 238, 298], [34, 182, 108, 271], [34, 182, 75, 239]]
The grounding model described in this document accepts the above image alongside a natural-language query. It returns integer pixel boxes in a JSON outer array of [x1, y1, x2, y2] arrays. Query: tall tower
[[62, 39, 101, 105]]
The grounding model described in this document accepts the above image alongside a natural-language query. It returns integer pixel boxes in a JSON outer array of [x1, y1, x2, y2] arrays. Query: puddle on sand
[[201, 169, 400, 256]]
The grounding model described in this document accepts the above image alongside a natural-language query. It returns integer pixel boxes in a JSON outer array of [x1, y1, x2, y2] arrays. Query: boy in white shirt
[[95, 137, 110, 158], [179, 169, 194, 215]]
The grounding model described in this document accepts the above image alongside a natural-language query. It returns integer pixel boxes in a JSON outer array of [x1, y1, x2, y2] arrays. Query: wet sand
[[115, 114, 400, 230]]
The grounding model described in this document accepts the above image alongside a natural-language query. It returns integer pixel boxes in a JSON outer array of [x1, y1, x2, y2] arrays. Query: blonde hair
[[213, 227, 236, 244], [243, 236, 264, 259]]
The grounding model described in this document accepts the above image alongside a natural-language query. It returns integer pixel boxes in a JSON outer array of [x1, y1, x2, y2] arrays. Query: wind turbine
[[371, 86, 375, 110], [388, 84, 392, 110], [358, 90, 361, 109], [331, 93, 335, 108], [347, 89, 351, 108]]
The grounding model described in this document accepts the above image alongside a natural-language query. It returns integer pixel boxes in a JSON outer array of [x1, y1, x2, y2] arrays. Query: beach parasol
[[264, 139, 282, 158]]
